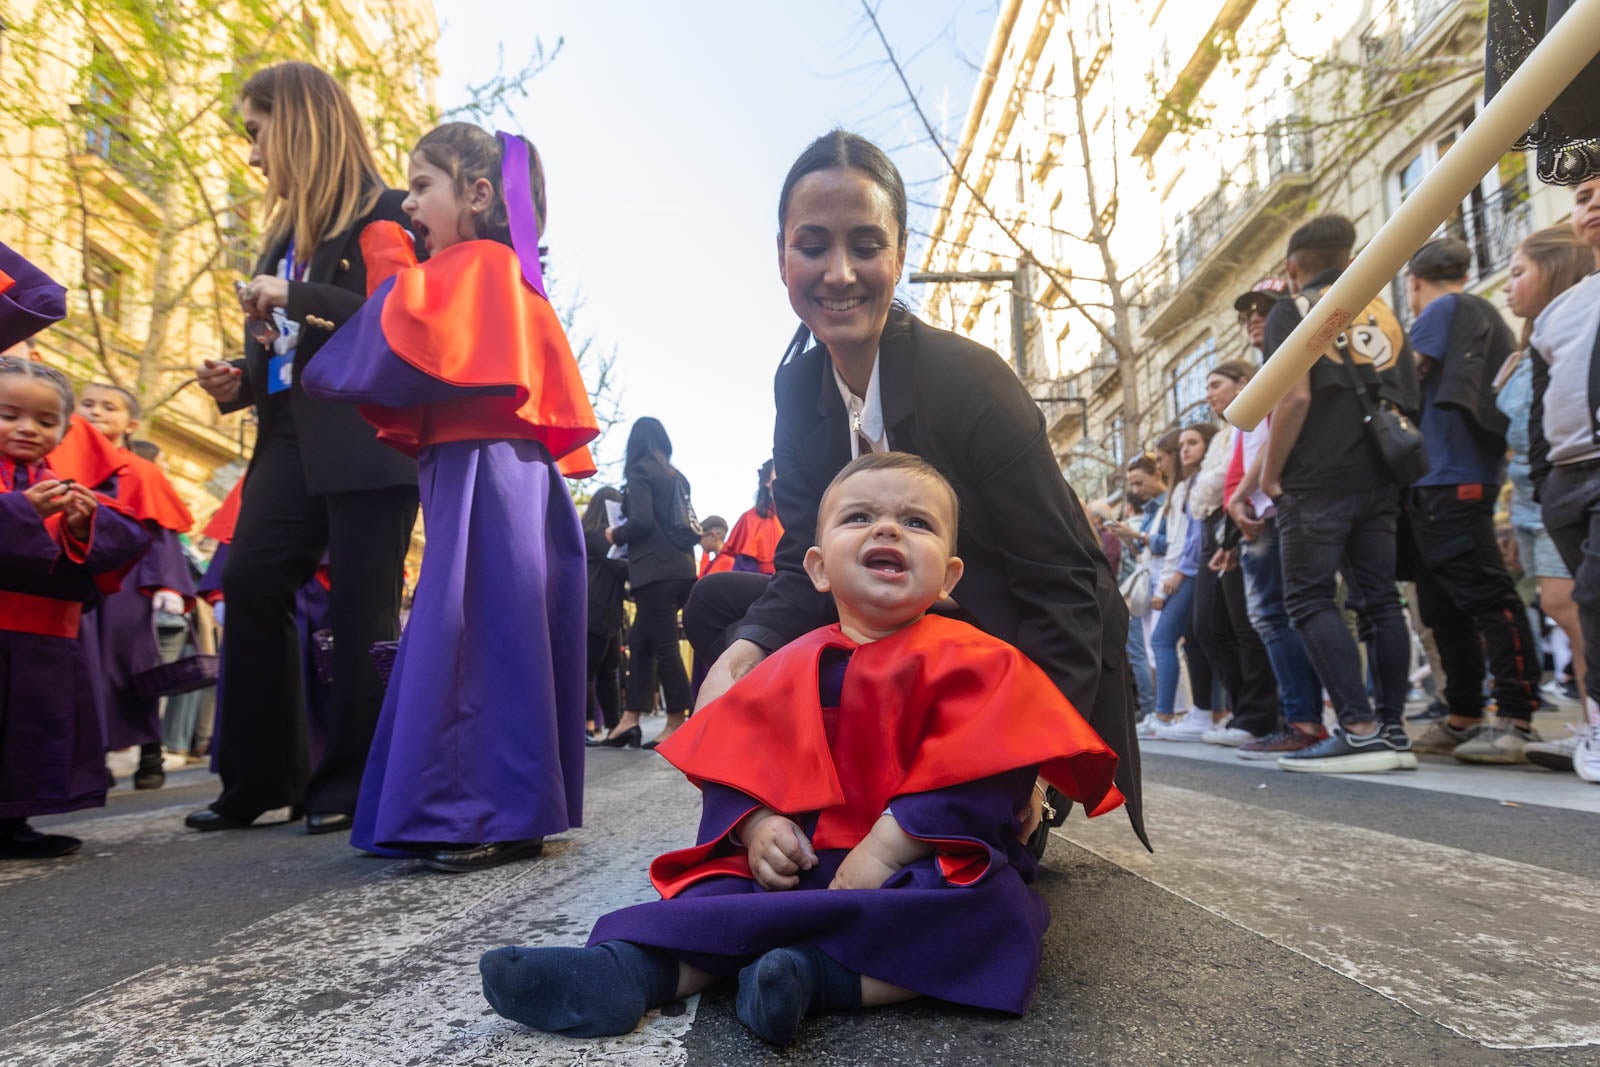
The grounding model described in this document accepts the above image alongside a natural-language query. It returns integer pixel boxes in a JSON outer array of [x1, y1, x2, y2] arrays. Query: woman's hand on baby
[[741, 809, 817, 891], [695, 639, 768, 711]]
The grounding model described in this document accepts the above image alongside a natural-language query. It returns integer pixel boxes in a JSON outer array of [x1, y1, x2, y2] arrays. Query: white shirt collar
[[831, 352, 885, 458]]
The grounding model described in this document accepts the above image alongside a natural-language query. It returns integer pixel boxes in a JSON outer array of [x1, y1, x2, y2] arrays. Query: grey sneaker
[[1452, 722, 1540, 765], [1279, 725, 1407, 774], [1411, 720, 1480, 755]]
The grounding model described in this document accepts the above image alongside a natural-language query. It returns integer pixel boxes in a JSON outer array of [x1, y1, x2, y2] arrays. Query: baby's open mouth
[[863, 547, 905, 574]]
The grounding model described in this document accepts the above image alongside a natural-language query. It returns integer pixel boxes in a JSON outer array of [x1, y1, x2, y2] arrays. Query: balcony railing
[[1133, 121, 1314, 334], [1360, 0, 1472, 91], [1390, 181, 1534, 326]]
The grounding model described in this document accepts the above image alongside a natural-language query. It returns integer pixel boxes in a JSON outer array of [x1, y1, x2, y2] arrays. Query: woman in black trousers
[[186, 63, 419, 834], [686, 130, 1144, 845], [599, 418, 697, 750], [581, 487, 627, 738]]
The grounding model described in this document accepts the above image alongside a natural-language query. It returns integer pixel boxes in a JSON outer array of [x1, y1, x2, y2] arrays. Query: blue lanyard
[[284, 239, 308, 282]]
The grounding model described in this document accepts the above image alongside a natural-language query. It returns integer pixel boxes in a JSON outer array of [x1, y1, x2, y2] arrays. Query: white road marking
[[1, 759, 707, 1066], [1060, 781, 1600, 1049], [1140, 736, 1600, 814]]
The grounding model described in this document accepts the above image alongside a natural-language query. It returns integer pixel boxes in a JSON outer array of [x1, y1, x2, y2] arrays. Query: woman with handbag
[[185, 62, 420, 834], [598, 418, 697, 750]]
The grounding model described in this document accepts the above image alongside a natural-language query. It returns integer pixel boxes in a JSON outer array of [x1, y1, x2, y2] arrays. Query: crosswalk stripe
[[1058, 781, 1600, 1050], [0, 760, 706, 1066]]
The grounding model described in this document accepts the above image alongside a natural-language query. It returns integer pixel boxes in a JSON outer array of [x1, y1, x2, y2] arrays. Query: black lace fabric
[[1485, 0, 1600, 184]]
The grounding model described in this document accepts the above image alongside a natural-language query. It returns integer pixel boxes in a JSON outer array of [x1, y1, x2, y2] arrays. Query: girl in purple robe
[[1, 358, 150, 860], [69, 384, 196, 790], [303, 122, 598, 873]]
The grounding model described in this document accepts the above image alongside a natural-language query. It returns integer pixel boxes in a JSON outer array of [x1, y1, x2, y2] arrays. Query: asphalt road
[[3, 726, 1597, 1066]]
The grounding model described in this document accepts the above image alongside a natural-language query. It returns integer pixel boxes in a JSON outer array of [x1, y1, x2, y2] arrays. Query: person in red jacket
[[479, 453, 1122, 1045]]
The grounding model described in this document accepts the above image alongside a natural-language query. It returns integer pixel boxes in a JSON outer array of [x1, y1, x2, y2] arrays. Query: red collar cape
[[698, 548, 736, 578], [202, 477, 244, 543], [723, 509, 783, 567], [2, 453, 142, 591], [658, 614, 1125, 838], [353, 223, 599, 468], [46, 418, 193, 532]]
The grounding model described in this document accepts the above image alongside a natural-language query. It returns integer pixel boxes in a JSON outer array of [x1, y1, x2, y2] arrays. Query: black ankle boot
[[133, 744, 165, 790]]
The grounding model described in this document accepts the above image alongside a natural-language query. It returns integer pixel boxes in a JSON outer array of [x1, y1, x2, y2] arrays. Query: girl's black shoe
[[595, 725, 642, 749]]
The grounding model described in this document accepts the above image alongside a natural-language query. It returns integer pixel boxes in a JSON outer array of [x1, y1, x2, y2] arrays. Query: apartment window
[[86, 250, 125, 323], [1167, 335, 1217, 426], [83, 67, 122, 161], [223, 175, 256, 275], [1388, 106, 1533, 315]]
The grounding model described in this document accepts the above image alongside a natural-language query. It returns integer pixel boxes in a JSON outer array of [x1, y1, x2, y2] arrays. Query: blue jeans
[[1276, 485, 1410, 728], [1239, 517, 1322, 726], [1150, 576, 1210, 716], [1126, 612, 1156, 718]]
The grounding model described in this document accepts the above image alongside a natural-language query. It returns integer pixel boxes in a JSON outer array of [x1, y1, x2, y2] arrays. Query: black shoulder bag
[[1334, 334, 1430, 488]]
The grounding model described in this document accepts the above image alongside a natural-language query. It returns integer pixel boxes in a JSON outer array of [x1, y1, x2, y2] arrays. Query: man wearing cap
[[1256, 215, 1422, 774], [1401, 237, 1539, 763], [1225, 279, 1330, 760]]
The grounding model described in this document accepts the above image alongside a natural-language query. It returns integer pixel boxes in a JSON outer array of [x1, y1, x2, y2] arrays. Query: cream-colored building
[[0, 0, 437, 522], [920, 0, 1571, 501]]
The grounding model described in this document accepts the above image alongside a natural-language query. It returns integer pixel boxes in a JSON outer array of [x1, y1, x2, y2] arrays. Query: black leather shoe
[[0, 825, 82, 859], [184, 808, 255, 832], [184, 805, 303, 832], [422, 838, 544, 873], [595, 725, 642, 749], [304, 812, 353, 835]]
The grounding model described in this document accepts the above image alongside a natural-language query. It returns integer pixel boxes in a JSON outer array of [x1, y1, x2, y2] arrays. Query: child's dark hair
[[0, 355, 75, 418], [413, 123, 547, 246], [816, 452, 959, 542], [700, 514, 729, 537]]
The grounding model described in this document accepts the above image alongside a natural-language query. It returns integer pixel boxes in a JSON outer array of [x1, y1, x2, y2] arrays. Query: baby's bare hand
[[743, 812, 817, 891]]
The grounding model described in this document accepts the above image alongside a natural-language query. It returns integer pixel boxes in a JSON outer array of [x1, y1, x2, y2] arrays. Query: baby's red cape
[[354, 223, 598, 474], [658, 615, 1124, 828], [47, 416, 192, 532]]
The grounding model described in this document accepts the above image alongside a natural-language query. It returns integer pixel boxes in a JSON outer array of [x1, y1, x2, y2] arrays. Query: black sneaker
[[1405, 699, 1447, 723], [1278, 725, 1407, 774], [1380, 723, 1419, 770]]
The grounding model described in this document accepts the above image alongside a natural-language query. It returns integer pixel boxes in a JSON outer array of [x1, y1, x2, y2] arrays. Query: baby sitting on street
[[479, 451, 1125, 1045]]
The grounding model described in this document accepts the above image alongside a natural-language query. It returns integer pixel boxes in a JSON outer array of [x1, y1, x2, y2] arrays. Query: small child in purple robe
[[0, 358, 150, 859], [477, 454, 1124, 1045]]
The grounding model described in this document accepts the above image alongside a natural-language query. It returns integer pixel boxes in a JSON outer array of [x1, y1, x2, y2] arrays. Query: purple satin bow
[[496, 131, 548, 300]]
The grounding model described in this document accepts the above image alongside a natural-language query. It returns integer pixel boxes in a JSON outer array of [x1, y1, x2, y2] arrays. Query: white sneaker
[[1524, 725, 1584, 773], [1202, 724, 1257, 747], [1576, 729, 1600, 783], [1155, 714, 1215, 742], [1540, 679, 1578, 707], [1136, 715, 1161, 740]]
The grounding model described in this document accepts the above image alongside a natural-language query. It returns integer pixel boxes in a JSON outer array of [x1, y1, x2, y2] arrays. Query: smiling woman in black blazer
[[686, 130, 1145, 845], [186, 63, 419, 835]]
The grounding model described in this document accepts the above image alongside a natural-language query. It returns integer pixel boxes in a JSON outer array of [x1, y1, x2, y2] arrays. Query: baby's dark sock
[[735, 944, 862, 1045], [479, 940, 679, 1037]]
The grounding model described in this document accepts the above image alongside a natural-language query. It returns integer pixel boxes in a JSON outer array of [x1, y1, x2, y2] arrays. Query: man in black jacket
[[1260, 215, 1421, 775], [1400, 238, 1540, 763]]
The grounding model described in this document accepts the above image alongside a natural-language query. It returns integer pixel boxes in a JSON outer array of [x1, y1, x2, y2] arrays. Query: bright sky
[[434, 1, 997, 523]]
